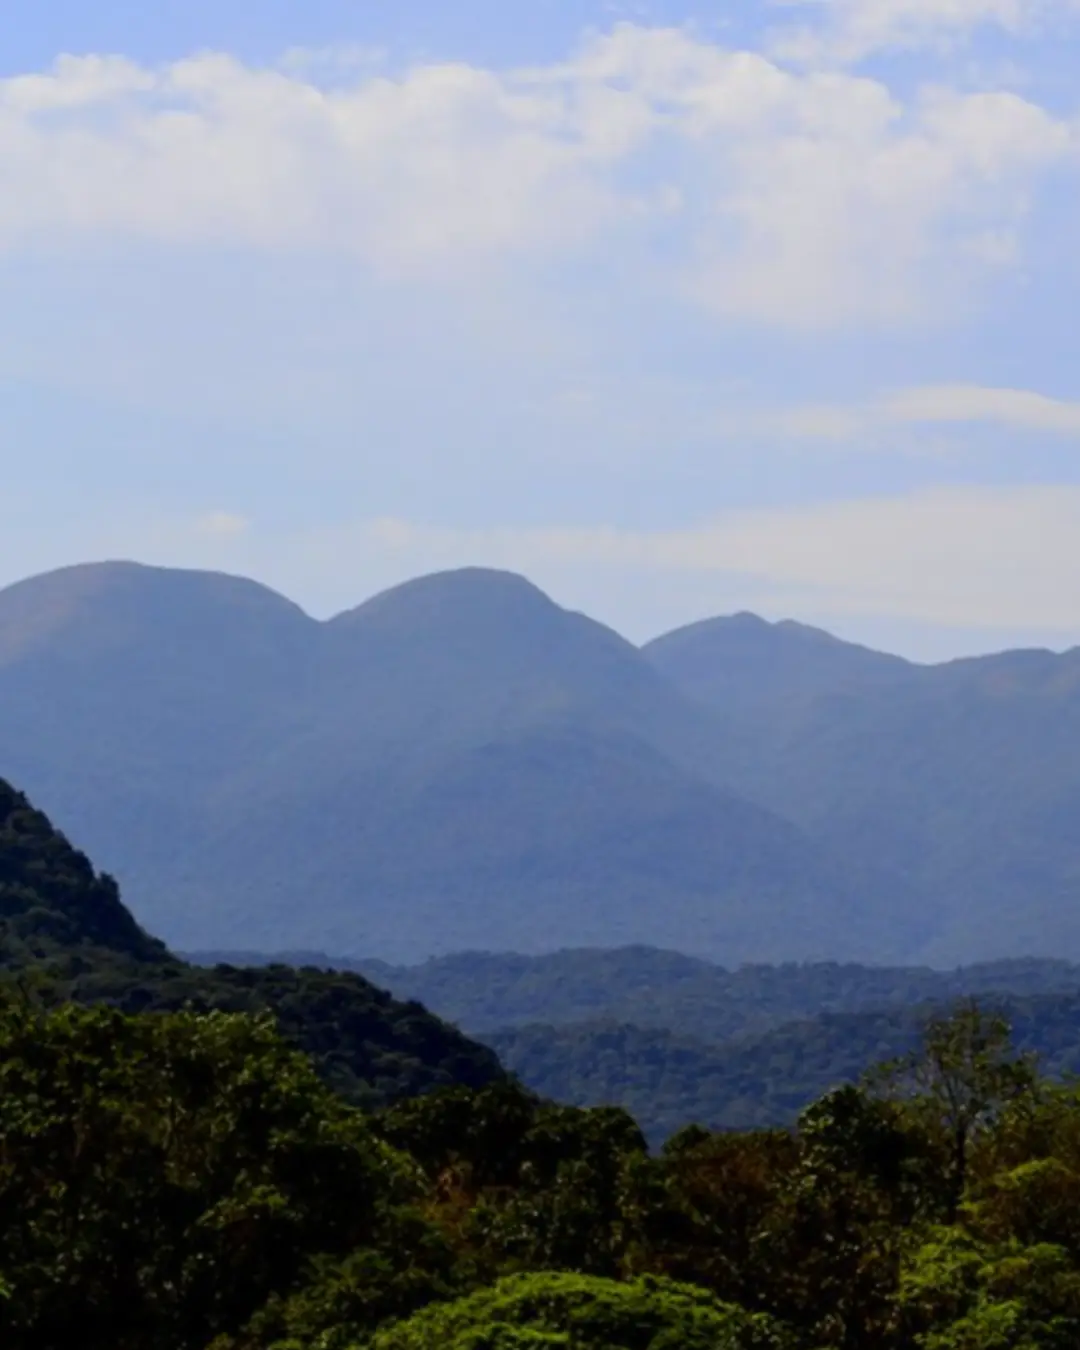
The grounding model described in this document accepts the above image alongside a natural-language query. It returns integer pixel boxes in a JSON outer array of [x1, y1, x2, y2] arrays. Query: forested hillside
[[488, 993, 1080, 1142], [6, 991, 1080, 1349], [0, 776, 503, 1106], [192, 945, 1080, 1140]]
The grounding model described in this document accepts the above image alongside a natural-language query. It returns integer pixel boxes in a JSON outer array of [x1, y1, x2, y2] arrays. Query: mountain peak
[[330, 567, 561, 632], [0, 561, 311, 667], [643, 610, 911, 711]]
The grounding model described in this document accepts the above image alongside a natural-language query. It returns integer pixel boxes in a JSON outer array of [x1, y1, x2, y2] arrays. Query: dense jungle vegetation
[[4, 991, 1080, 1349]]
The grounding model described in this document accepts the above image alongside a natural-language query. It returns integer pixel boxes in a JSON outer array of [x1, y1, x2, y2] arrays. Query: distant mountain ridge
[[3, 558, 1080, 964], [187, 943, 1080, 1142], [0, 561, 894, 964], [188, 944, 1080, 1040], [644, 608, 1080, 964]]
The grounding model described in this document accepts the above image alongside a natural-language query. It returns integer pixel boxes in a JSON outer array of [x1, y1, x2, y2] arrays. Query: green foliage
[[0, 997, 422, 1350], [870, 1003, 1039, 1217], [6, 994, 1080, 1350], [378, 1082, 649, 1280], [368, 1271, 794, 1350], [898, 1233, 1080, 1349], [0, 778, 166, 965]]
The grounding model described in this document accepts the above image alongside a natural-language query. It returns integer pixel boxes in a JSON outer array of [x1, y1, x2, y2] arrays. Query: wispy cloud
[[110, 486, 1080, 634], [741, 383, 1080, 444], [884, 384, 1080, 432], [0, 27, 1074, 328], [768, 0, 1077, 66]]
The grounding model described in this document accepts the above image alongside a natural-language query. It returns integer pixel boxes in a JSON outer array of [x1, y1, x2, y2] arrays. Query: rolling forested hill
[[485, 993, 1080, 1143], [190, 944, 1080, 1141], [191, 945, 1080, 1039], [0, 776, 504, 1106]]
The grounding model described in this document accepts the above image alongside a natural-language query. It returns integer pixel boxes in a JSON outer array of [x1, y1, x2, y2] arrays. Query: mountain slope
[[0, 772, 505, 1106], [0, 776, 167, 966], [0, 561, 319, 905], [646, 610, 1080, 965], [180, 723, 881, 962], [0, 562, 880, 963], [644, 611, 913, 715]]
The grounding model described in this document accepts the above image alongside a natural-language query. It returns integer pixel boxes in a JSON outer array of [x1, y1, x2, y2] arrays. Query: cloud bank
[[2, 18, 1079, 656], [0, 26, 1076, 328]]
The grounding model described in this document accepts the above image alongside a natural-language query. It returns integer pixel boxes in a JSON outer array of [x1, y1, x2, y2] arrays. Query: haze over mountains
[[646, 614, 1080, 964], [1, 558, 1078, 965]]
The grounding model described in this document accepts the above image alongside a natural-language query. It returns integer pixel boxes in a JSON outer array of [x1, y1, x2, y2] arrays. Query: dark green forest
[[9, 975, 1080, 1347], [11, 774, 1080, 1347]]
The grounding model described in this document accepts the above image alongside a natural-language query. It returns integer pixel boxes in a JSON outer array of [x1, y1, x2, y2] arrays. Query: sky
[[2, 0, 1080, 659]]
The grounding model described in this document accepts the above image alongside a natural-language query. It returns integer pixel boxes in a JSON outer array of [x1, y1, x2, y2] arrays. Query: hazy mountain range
[[1, 559, 1078, 964]]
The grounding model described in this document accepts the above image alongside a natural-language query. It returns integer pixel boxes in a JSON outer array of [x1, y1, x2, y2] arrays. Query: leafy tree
[[897, 1232, 1080, 1349], [0, 997, 417, 1350], [368, 1271, 795, 1349], [870, 1003, 1037, 1219]]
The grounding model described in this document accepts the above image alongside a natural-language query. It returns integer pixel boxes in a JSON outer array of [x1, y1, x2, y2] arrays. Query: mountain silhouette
[[0, 562, 879, 962]]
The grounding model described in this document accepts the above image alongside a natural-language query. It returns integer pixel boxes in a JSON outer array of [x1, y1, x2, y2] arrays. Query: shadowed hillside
[[0, 774, 504, 1107]]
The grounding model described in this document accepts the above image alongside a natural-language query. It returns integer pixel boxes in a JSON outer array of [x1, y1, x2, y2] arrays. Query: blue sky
[[2, 0, 1080, 658]]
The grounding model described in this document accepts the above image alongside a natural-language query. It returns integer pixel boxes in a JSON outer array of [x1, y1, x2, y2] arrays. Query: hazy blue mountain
[[643, 611, 913, 714], [8, 557, 1080, 966], [646, 610, 1080, 965], [0, 561, 319, 895], [0, 562, 882, 963]]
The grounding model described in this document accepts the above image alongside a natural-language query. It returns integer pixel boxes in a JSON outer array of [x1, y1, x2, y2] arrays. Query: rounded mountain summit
[[0, 559, 882, 965]]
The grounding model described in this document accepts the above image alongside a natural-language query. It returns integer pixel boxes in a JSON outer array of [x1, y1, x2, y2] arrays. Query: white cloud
[[165, 485, 1080, 634], [0, 25, 1074, 327], [884, 383, 1080, 431], [741, 383, 1080, 443], [2, 486, 1079, 647], [769, 0, 1070, 66]]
